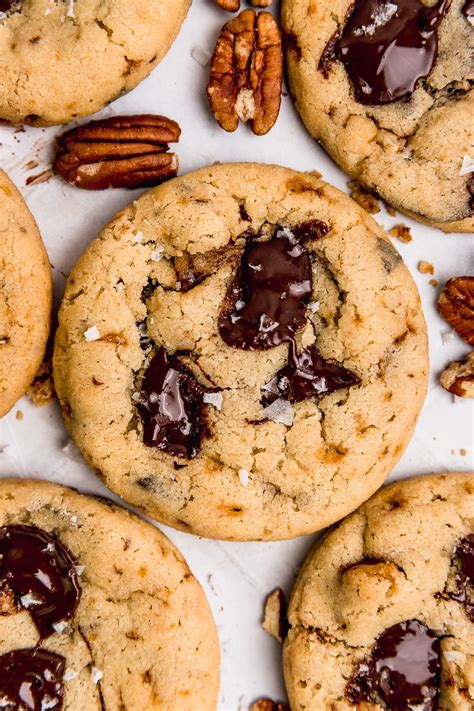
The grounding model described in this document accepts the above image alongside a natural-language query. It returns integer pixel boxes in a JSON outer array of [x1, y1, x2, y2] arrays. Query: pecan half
[[440, 352, 474, 398], [207, 9, 282, 135], [54, 115, 180, 190], [214, 0, 240, 10], [438, 276, 474, 345]]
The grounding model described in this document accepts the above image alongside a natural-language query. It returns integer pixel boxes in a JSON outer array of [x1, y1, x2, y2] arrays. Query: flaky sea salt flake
[[53, 620, 69, 634], [63, 668, 79, 682], [203, 392, 224, 410], [459, 154, 474, 176], [84, 326, 100, 342], [238, 469, 250, 486], [262, 398, 295, 426], [91, 667, 103, 684]]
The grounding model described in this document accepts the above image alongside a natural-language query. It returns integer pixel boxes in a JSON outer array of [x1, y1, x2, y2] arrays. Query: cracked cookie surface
[[53, 163, 428, 541], [282, 0, 474, 232], [0, 168, 51, 417], [284, 473, 474, 710], [0, 479, 220, 710], [0, 0, 190, 125]]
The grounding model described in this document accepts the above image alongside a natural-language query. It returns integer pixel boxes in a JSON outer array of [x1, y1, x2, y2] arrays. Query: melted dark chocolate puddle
[[0, 525, 81, 639], [218, 227, 359, 409], [218, 230, 313, 350], [347, 619, 441, 709], [336, 0, 450, 104], [262, 340, 360, 405], [0, 647, 65, 711], [446, 534, 474, 621], [137, 348, 216, 458]]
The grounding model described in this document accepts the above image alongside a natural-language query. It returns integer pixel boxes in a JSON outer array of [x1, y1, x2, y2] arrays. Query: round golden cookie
[[0, 168, 52, 417], [0, 479, 220, 710], [282, 0, 474, 232], [0, 0, 191, 125], [53, 163, 428, 541], [284, 473, 474, 710]]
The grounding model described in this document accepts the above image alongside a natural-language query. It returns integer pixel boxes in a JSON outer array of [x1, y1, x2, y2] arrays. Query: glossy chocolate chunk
[[218, 229, 313, 350], [137, 348, 216, 458], [262, 341, 360, 405], [336, 0, 450, 105], [0, 525, 81, 639], [448, 534, 474, 621], [0, 647, 65, 711], [347, 619, 440, 709]]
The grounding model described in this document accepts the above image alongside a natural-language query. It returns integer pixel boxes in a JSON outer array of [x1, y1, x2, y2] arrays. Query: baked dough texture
[[284, 473, 474, 710], [282, 0, 474, 232], [0, 479, 220, 710], [0, 0, 191, 125], [53, 163, 428, 541], [0, 168, 51, 417]]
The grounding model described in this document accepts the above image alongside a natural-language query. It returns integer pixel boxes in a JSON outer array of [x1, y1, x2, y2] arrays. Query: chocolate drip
[[336, 0, 450, 105], [137, 348, 216, 458], [262, 340, 360, 405], [0, 648, 65, 711], [347, 619, 440, 709], [218, 229, 313, 350], [0, 525, 81, 639], [462, 0, 474, 21], [447, 534, 474, 621]]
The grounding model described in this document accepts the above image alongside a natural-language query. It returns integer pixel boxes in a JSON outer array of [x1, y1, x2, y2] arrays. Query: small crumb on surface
[[460, 448, 467, 456], [27, 359, 55, 407], [262, 588, 287, 643], [348, 180, 380, 214], [389, 224, 412, 243], [418, 261, 434, 275], [429, 279, 439, 288], [16, 410, 23, 421]]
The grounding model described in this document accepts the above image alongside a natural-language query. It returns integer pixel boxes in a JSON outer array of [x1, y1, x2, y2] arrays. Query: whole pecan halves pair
[[207, 9, 283, 135], [214, 0, 272, 9], [54, 115, 180, 190]]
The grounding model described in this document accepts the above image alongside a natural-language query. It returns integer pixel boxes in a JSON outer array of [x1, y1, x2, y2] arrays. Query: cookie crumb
[[451, 449, 456, 455], [238, 468, 250, 486], [388, 224, 412, 243], [16, 410, 23, 421], [309, 170, 322, 179], [27, 359, 55, 407], [429, 279, 439, 288], [460, 448, 467, 456], [84, 326, 101, 341], [418, 261, 434, 275], [385, 203, 397, 216], [348, 180, 380, 214], [262, 588, 287, 643]]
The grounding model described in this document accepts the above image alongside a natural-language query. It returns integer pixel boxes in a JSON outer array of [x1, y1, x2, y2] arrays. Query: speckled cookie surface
[[53, 163, 428, 541], [282, 0, 474, 232], [0, 0, 191, 126], [0, 479, 220, 710], [284, 473, 474, 710], [0, 168, 51, 417]]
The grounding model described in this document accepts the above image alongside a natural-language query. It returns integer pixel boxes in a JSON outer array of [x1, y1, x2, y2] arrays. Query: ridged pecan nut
[[440, 352, 474, 398], [207, 9, 282, 135], [54, 114, 180, 190], [438, 276, 474, 345], [214, 0, 240, 10]]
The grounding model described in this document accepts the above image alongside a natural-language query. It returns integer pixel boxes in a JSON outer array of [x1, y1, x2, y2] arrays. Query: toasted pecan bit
[[388, 224, 412, 243], [27, 359, 55, 407], [214, 0, 240, 10], [250, 700, 290, 711], [348, 179, 380, 214], [418, 260, 435, 275], [438, 277, 474, 345], [207, 9, 282, 135], [440, 352, 474, 398], [54, 114, 180, 190], [262, 587, 287, 643], [251, 0, 273, 6]]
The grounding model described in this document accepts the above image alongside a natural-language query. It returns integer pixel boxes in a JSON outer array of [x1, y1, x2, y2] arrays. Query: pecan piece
[[438, 277, 474, 346], [207, 9, 282, 135], [250, 700, 289, 711], [54, 114, 180, 190], [214, 0, 240, 10], [262, 587, 288, 643], [440, 352, 474, 398]]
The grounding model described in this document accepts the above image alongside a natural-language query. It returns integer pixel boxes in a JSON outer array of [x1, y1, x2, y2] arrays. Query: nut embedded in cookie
[[54, 114, 180, 190], [438, 276, 474, 346], [207, 9, 283, 135]]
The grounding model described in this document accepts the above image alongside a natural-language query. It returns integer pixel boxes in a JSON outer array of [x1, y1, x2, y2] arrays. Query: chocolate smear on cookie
[[445, 534, 474, 620], [335, 0, 450, 104], [0, 525, 81, 639], [0, 648, 65, 711], [347, 619, 441, 709], [137, 348, 217, 458]]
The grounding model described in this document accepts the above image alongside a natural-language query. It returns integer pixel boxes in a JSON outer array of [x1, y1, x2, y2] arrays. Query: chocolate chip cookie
[[0, 479, 220, 710], [0, 169, 52, 417], [284, 473, 474, 710], [53, 163, 428, 540], [0, 0, 191, 125], [282, 0, 474, 232]]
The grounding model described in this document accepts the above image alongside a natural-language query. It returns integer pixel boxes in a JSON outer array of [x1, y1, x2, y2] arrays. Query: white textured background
[[0, 2, 473, 708]]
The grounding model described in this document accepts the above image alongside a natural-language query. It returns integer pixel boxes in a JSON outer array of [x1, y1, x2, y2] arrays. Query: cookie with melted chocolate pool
[[284, 473, 474, 710], [54, 163, 428, 540], [282, 0, 474, 232], [0, 479, 219, 710]]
